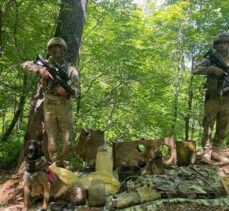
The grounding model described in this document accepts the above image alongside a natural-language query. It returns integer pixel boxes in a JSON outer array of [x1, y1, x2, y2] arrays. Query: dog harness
[[25, 156, 56, 182]]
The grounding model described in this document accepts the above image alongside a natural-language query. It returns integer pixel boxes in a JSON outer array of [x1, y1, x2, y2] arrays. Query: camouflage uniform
[[21, 37, 80, 167], [108, 166, 228, 210], [192, 33, 229, 162]]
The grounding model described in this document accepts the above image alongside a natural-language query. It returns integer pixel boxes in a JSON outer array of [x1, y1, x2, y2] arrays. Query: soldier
[[192, 32, 229, 163], [21, 37, 80, 169]]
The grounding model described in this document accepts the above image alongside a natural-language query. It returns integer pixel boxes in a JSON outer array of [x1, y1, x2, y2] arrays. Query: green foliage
[[0, 0, 59, 163], [78, 0, 228, 144], [0, 130, 24, 169]]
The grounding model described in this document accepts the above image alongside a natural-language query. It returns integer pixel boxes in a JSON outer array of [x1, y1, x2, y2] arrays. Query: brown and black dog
[[23, 140, 68, 211]]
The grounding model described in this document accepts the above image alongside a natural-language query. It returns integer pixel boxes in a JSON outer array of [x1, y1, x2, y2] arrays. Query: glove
[[208, 66, 225, 76], [38, 67, 53, 79], [56, 85, 69, 96]]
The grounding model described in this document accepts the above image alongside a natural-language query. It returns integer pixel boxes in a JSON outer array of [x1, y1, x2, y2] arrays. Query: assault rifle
[[34, 55, 76, 97], [204, 50, 229, 95]]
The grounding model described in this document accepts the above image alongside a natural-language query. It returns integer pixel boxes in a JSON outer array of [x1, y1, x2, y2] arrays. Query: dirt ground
[[0, 171, 24, 210], [0, 163, 229, 211]]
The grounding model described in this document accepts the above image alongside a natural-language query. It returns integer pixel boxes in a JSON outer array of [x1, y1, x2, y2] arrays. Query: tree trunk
[[169, 29, 185, 137], [184, 56, 195, 140], [184, 75, 193, 140], [17, 0, 88, 170], [55, 0, 87, 65], [170, 55, 183, 136], [1, 73, 27, 141], [0, 3, 3, 57]]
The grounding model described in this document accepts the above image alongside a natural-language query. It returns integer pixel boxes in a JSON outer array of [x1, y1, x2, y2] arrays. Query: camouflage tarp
[[126, 166, 226, 199], [118, 197, 229, 211], [106, 165, 227, 210]]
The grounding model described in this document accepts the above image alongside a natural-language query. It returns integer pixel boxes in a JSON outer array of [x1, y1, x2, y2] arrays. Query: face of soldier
[[49, 45, 65, 59], [215, 41, 229, 54]]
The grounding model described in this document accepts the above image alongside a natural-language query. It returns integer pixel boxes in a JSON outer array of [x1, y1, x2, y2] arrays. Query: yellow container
[[96, 145, 113, 173]]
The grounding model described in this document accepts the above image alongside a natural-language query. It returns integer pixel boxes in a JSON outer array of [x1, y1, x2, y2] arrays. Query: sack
[[176, 140, 196, 166], [49, 163, 79, 187], [69, 184, 86, 205], [88, 179, 106, 207], [79, 171, 120, 195], [96, 145, 113, 173]]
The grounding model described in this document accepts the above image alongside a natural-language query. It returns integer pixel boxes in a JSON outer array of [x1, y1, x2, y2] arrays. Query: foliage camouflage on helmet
[[47, 37, 67, 51], [213, 32, 229, 49]]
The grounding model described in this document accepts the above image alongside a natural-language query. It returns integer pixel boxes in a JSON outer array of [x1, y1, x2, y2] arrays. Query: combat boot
[[88, 179, 106, 207], [201, 148, 212, 164], [211, 150, 229, 164], [218, 148, 229, 158]]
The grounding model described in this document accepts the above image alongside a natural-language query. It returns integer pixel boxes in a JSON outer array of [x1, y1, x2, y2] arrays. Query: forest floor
[[0, 164, 229, 211]]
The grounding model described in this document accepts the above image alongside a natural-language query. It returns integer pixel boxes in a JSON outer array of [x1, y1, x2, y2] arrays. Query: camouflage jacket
[[192, 51, 229, 98], [21, 57, 80, 97]]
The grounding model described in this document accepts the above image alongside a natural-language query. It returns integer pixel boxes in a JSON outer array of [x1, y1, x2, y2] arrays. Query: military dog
[[23, 140, 68, 211]]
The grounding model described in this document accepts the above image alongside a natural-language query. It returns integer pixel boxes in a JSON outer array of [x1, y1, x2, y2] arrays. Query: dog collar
[[46, 167, 56, 182]]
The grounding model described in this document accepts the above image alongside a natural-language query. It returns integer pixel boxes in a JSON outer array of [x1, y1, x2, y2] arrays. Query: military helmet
[[213, 32, 229, 48], [47, 37, 67, 51]]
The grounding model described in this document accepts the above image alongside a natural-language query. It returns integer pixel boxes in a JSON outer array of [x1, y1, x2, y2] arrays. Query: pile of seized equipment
[[30, 129, 229, 210]]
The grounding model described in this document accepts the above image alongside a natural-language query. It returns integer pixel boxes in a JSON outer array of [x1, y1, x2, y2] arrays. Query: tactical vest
[[205, 52, 229, 99], [42, 58, 68, 95]]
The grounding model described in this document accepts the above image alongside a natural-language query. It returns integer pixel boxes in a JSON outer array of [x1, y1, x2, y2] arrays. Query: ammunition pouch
[[46, 79, 58, 93], [205, 74, 229, 98], [205, 75, 219, 96], [218, 76, 229, 96]]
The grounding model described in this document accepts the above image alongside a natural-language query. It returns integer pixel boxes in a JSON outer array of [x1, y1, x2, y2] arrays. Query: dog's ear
[[36, 140, 44, 156]]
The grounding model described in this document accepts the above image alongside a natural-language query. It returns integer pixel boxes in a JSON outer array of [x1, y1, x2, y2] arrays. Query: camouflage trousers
[[44, 93, 73, 163], [202, 96, 229, 150]]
